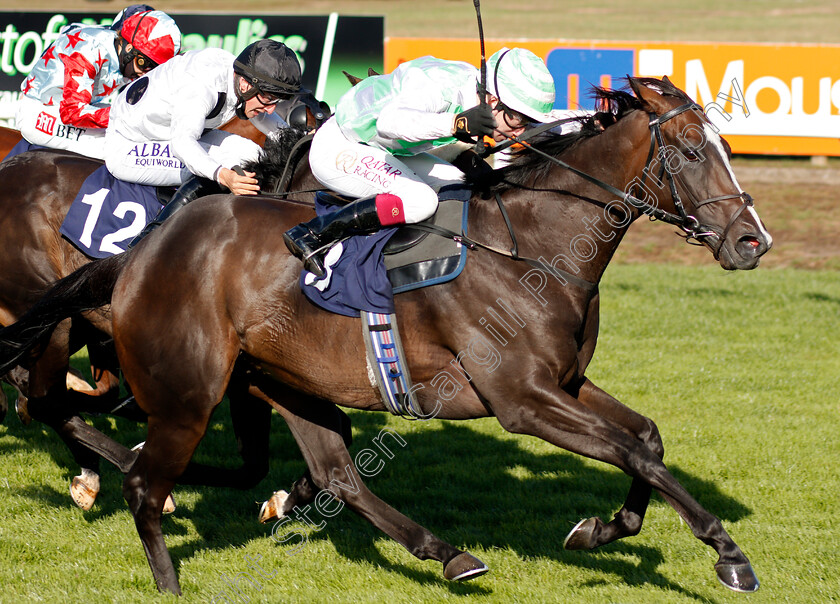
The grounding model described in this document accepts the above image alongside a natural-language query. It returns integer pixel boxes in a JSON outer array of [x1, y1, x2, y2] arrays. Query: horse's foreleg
[[493, 381, 758, 592], [261, 388, 487, 582], [562, 377, 661, 549]]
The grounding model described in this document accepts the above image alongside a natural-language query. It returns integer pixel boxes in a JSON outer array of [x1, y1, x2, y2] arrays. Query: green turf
[[1, 263, 837, 602]]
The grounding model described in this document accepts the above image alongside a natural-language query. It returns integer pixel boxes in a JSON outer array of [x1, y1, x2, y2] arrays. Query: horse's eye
[[682, 149, 699, 162]]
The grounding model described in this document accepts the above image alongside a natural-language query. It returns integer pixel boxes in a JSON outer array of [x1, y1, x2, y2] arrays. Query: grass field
[[1, 263, 838, 603], [1, 1, 838, 602]]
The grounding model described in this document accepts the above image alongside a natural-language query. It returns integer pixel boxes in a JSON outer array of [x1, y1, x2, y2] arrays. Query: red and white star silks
[[59, 51, 111, 128], [20, 24, 126, 129]]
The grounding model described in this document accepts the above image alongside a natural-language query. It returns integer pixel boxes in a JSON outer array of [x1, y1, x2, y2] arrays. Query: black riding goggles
[[496, 102, 533, 130], [254, 89, 293, 106], [133, 52, 158, 73]]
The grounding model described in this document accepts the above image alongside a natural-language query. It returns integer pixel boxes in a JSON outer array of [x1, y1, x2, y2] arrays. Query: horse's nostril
[[736, 235, 764, 258]]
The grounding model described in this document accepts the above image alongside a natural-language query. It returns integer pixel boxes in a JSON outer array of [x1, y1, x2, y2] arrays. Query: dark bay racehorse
[[0, 125, 22, 160], [0, 119, 320, 506], [0, 78, 771, 594]]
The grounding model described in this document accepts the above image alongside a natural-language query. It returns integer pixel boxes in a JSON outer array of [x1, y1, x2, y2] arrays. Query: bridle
[[497, 101, 754, 260], [643, 103, 754, 260]]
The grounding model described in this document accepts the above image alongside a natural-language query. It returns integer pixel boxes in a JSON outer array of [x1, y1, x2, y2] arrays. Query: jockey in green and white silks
[[285, 47, 557, 277]]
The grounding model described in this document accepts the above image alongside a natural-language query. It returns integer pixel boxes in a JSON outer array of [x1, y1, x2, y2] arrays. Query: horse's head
[[626, 77, 772, 270], [281, 92, 331, 131]]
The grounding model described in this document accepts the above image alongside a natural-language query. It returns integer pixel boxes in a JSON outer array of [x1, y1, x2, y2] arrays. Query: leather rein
[[451, 102, 754, 279], [276, 103, 754, 290]]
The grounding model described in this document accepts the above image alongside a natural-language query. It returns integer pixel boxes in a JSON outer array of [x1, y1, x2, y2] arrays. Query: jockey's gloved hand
[[453, 104, 495, 143]]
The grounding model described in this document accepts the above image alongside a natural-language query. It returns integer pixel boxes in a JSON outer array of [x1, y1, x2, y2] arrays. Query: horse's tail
[[0, 252, 129, 375]]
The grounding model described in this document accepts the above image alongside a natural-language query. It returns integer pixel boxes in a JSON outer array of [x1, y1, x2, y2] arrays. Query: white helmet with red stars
[[119, 10, 181, 71]]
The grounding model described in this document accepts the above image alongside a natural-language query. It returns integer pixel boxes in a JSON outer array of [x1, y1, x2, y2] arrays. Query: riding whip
[[473, 0, 489, 155]]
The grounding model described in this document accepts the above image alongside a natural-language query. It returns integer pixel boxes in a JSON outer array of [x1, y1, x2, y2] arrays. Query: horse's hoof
[[66, 368, 94, 393], [162, 493, 177, 515], [716, 561, 759, 592], [70, 474, 100, 511], [258, 490, 289, 524], [15, 394, 31, 426], [563, 517, 601, 550], [443, 552, 489, 581]]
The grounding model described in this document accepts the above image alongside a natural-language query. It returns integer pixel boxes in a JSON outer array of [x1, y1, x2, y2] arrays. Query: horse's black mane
[[487, 77, 688, 193], [244, 127, 310, 194], [247, 77, 689, 198]]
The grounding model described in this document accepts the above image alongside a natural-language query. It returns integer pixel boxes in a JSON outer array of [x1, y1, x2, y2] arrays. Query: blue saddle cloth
[[300, 185, 470, 318], [59, 165, 162, 258], [300, 199, 398, 317], [4, 140, 161, 259]]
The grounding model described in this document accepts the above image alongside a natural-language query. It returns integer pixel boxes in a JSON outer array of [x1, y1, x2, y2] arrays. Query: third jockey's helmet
[[110, 4, 155, 32], [485, 47, 555, 123], [119, 10, 181, 73]]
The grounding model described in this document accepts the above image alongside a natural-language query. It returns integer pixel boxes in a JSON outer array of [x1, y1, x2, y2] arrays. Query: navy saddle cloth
[[300, 184, 470, 317]]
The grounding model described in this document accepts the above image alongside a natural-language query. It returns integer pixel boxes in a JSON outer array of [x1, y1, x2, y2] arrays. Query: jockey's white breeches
[[104, 128, 262, 187], [16, 96, 108, 160], [308, 117, 465, 224]]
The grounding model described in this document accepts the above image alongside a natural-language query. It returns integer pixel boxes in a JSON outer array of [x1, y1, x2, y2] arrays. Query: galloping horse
[[0, 78, 771, 594], [0, 116, 320, 506]]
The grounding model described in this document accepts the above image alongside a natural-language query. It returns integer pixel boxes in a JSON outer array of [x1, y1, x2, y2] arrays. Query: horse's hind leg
[[259, 405, 354, 523], [124, 412, 214, 595], [257, 384, 487, 581], [0, 378, 8, 423], [26, 324, 136, 507], [177, 370, 272, 489]]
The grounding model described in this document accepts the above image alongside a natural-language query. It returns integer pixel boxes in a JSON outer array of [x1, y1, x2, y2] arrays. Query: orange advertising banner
[[386, 38, 840, 156]]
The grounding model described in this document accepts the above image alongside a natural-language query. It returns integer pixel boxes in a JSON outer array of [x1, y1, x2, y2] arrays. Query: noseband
[[502, 102, 754, 259]]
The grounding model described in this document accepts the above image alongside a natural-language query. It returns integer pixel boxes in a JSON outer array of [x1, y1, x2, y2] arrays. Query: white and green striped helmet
[[485, 47, 555, 123]]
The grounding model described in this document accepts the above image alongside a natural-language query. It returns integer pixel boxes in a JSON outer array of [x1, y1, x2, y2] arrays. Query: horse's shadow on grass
[[2, 396, 750, 600], [804, 291, 840, 306]]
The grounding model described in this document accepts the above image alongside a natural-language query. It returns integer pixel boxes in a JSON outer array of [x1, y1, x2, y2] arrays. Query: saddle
[[315, 184, 470, 294], [305, 186, 471, 419]]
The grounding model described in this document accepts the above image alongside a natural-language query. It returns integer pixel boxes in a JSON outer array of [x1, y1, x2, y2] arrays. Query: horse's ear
[[343, 70, 364, 86], [662, 74, 674, 86], [628, 77, 667, 113], [627, 77, 652, 109]]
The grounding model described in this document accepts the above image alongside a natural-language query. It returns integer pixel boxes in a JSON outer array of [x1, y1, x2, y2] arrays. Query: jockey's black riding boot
[[127, 175, 222, 248], [283, 194, 395, 277]]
